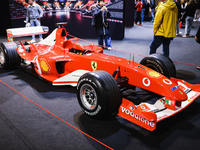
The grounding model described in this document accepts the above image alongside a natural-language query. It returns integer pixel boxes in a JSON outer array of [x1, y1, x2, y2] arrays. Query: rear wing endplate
[[7, 26, 49, 42]]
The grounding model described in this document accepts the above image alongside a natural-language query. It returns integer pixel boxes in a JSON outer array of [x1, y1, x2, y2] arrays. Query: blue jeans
[[135, 11, 142, 24], [150, 36, 172, 57], [151, 9, 155, 22], [185, 16, 194, 35], [98, 35, 111, 48], [141, 8, 145, 22], [30, 20, 42, 39], [176, 21, 180, 34]]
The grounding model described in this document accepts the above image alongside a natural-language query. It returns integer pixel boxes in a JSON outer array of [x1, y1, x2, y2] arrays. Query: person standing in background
[[180, 0, 187, 26], [195, 26, 200, 44], [149, 0, 178, 57], [176, 0, 182, 36], [182, 0, 197, 37], [194, 0, 200, 21], [144, 1, 150, 21], [141, 0, 146, 22], [92, 0, 112, 50], [150, 0, 155, 22], [25, 0, 43, 43], [135, 0, 143, 25]]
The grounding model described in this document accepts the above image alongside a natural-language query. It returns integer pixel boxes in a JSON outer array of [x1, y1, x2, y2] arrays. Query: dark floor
[[0, 21, 200, 150]]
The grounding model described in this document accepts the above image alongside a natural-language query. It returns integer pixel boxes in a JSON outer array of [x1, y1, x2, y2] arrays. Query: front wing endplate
[[117, 80, 200, 131]]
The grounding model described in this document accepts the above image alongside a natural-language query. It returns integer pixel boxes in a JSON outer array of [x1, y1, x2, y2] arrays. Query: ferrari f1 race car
[[1, 23, 200, 131]]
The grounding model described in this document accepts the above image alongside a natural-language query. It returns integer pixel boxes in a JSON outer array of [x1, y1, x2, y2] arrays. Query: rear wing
[[7, 26, 49, 42]]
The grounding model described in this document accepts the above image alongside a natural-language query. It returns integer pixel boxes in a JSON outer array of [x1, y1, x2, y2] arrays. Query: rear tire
[[77, 71, 121, 119], [0, 42, 21, 69], [140, 53, 176, 78]]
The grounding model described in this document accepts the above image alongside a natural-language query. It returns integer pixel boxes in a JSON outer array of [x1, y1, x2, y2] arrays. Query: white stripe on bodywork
[[52, 70, 89, 86], [35, 56, 42, 75]]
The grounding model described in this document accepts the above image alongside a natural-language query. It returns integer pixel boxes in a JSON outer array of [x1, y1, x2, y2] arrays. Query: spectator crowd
[[134, 0, 200, 28]]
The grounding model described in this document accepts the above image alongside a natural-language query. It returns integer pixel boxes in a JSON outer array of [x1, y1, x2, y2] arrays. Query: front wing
[[117, 79, 200, 131]]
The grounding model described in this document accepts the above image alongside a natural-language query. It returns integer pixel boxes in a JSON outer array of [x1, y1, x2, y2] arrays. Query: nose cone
[[172, 88, 188, 101]]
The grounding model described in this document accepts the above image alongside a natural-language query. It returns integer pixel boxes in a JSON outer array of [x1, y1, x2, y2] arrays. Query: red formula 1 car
[[1, 23, 200, 131]]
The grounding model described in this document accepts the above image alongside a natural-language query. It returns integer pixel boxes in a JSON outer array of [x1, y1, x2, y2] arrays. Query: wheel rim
[[80, 84, 97, 111], [0, 47, 5, 65]]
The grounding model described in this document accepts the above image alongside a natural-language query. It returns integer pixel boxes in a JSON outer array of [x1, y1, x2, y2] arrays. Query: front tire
[[140, 53, 176, 78], [0, 42, 21, 69], [77, 71, 121, 119]]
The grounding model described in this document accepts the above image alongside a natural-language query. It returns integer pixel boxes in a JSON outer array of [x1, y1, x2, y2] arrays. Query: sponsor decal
[[190, 92, 200, 100], [7, 36, 13, 42], [121, 106, 155, 127], [142, 77, 151, 87], [166, 99, 172, 105], [130, 106, 135, 110], [178, 81, 190, 92], [137, 65, 146, 70], [91, 61, 97, 71], [40, 59, 50, 72], [148, 71, 161, 78], [77, 77, 97, 89], [146, 59, 164, 74], [157, 114, 169, 121], [84, 105, 101, 116], [137, 104, 150, 111], [171, 85, 179, 91], [163, 79, 172, 85], [179, 90, 184, 95]]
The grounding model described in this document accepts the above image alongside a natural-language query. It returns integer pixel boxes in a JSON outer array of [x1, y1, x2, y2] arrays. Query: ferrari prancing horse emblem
[[91, 61, 97, 71]]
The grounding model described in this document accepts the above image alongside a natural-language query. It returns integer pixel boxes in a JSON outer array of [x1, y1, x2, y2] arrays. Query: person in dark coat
[[150, 0, 155, 22], [176, 0, 182, 36], [182, 0, 197, 37], [92, 0, 111, 50]]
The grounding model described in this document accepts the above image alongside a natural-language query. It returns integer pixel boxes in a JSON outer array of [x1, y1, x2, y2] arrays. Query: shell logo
[[148, 71, 161, 78], [40, 59, 50, 72]]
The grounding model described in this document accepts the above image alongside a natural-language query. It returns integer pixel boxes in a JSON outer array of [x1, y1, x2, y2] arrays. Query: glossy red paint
[[118, 98, 157, 131], [15, 27, 200, 131]]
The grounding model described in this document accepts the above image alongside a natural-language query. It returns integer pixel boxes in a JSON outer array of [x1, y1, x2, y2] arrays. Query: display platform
[[0, 22, 200, 150]]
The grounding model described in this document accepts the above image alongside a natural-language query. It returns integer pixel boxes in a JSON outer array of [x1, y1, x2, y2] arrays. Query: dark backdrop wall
[[0, 0, 12, 36], [124, 0, 134, 27], [6, 0, 125, 40]]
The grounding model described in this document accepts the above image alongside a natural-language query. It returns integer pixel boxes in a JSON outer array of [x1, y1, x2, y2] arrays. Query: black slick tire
[[0, 42, 21, 69], [140, 53, 176, 78], [77, 71, 121, 119]]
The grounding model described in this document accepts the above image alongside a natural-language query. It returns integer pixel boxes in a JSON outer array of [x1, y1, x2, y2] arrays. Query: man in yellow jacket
[[150, 0, 178, 57]]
